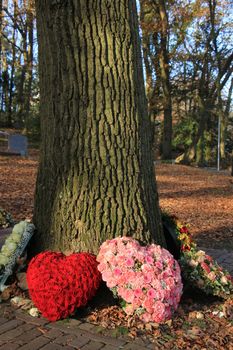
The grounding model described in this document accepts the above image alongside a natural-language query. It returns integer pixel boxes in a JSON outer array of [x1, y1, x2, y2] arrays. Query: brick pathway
[[0, 305, 152, 350]]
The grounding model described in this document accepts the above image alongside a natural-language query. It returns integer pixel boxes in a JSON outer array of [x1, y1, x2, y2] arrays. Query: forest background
[[0, 0, 232, 168]]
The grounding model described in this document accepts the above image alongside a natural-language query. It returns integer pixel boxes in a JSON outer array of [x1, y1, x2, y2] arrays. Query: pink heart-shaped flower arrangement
[[97, 237, 183, 323], [27, 251, 101, 321]]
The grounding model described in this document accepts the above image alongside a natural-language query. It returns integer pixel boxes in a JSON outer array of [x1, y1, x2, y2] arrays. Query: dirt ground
[[0, 152, 233, 250]]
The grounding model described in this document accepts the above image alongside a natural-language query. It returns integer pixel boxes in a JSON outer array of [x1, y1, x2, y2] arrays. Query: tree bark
[[0, 0, 2, 115], [33, 0, 165, 254], [157, 0, 172, 160], [24, 1, 34, 130], [7, 0, 17, 127]]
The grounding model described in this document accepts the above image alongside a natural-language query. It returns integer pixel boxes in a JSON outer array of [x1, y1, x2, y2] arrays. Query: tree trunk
[[158, 0, 172, 160], [0, 0, 2, 115], [231, 155, 233, 177], [7, 0, 17, 126], [24, 2, 34, 130], [33, 0, 165, 254], [16, 32, 27, 124]]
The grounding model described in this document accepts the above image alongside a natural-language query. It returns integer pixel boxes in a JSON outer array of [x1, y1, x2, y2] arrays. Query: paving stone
[[81, 341, 105, 350], [65, 319, 82, 326], [67, 335, 90, 348], [87, 334, 126, 347], [0, 322, 34, 341], [145, 344, 154, 350], [78, 322, 96, 331], [50, 319, 81, 329], [15, 310, 49, 326], [53, 334, 76, 345], [122, 342, 148, 350], [40, 344, 64, 350], [147, 344, 160, 350], [0, 319, 24, 335], [48, 319, 82, 334], [14, 327, 43, 346], [18, 335, 50, 350], [0, 318, 9, 326], [43, 328, 64, 340], [100, 345, 119, 350], [48, 325, 127, 348], [0, 343, 20, 350], [131, 337, 151, 346]]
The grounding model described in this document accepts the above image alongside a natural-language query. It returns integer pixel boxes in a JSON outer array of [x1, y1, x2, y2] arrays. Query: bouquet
[[0, 220, 34, 291], [0, 221, 30, 271], [97, 237, 183, 323], [171, 215, 233, 298]]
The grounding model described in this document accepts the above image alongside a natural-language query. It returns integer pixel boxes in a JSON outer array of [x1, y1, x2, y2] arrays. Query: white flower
[[10, 232, 22, 243], [4, 237, 15, 245], [220, 276, 228, 285], [12, 221, 27, 235], [5, 241, 17, 253], [196, 250, 205, 256], [0, 254, 9, 265], [1, 245, 12, 257], [29, 307, 39, 317], [188, 259, 198, 267]]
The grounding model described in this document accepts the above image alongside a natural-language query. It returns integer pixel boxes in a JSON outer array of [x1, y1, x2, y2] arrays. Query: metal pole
[[217, 114, 221, 171]]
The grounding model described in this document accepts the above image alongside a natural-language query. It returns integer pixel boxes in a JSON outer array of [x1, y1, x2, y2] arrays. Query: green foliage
[[26, 112, 40, 143], [172, 117, 198, 150]]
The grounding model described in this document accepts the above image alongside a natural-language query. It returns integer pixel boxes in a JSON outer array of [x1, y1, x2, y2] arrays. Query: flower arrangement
[[0, 221, 34, 286], [27, 251, 102, 322], [165, 214, 233, 299], [97, 237, 183, 323]]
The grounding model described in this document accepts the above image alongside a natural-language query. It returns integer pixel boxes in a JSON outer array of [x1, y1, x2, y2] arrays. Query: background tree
[[140, 0, 173, 159], [0, 0, 38, 135], [33, 0, 165, 254], [172, 0, 233, 165], [140, 0, 233, 166]]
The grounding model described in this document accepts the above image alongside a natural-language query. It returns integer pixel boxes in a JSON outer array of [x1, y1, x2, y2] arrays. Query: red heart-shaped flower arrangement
[[27, 251, 102, 321]]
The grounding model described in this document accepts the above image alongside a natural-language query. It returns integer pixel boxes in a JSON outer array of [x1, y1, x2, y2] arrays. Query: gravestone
[[8, 134, 28, 156]]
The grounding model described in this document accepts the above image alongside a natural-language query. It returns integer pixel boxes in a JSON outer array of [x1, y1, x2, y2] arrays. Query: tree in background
[[140, 0, 195, 159], [33, 0, 165, 254], [175, 0, 233, 165], [140, 0, 233, 166], [0, 0, 39, 136], [140, 0, 172, 159]]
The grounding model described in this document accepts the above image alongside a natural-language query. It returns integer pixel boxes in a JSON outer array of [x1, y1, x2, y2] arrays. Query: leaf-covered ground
[[1, 153, 233, 250], [0, 152, 233, 349], [156, 163, 233, 250]]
